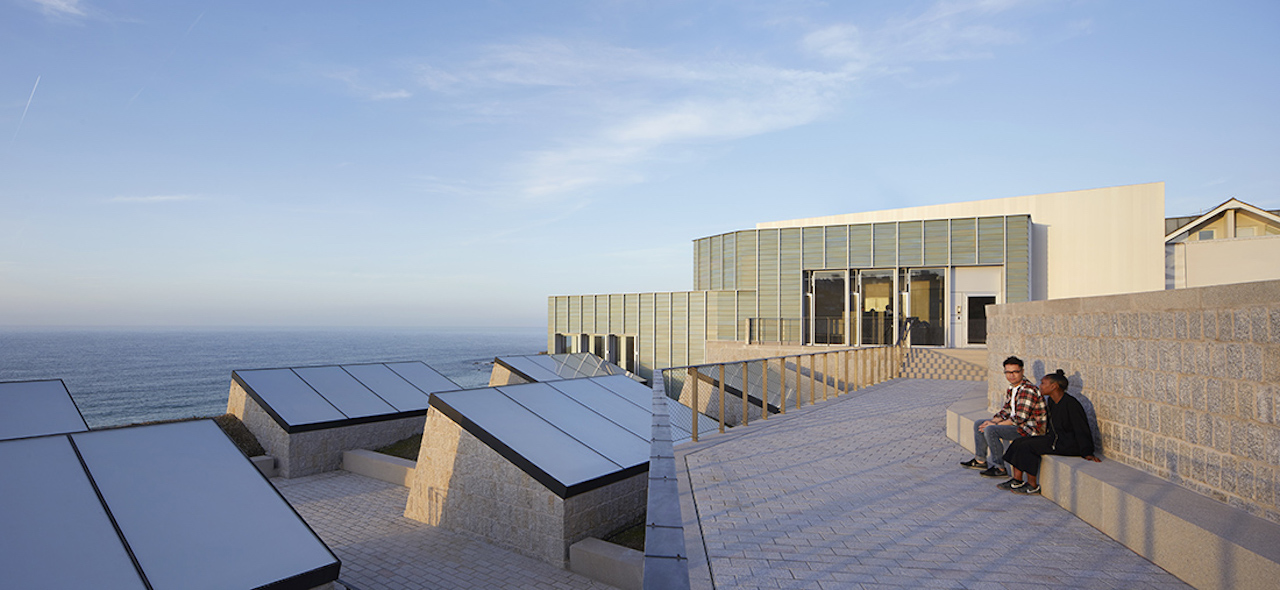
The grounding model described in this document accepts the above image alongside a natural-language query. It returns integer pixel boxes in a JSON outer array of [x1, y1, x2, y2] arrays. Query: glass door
[[859, 270, 894, 345], [807, 270, 847, 345], [905, 268, 946, 346]]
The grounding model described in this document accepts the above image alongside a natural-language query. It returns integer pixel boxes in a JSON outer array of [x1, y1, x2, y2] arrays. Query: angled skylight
[[233, 361, 459, 432], [0, 379, 89, 441]]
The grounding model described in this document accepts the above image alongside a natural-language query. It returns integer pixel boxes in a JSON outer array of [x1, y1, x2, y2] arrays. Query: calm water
[[0, 327, 546, 428]]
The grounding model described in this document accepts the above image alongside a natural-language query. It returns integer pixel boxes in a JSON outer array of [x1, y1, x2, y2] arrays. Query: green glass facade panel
[[978, 217, 1006, 264], [757, 229, 780, 320], [609, 294, 624, 335], [595, 296, 609, 334], [848, 225, 872, 267], [737, 290, 756, 342], [715, 291, 736, 341], [624, 294, 639, 335], [1006, 215, 1032, 303], [825, 226, 848, 269], [639, 294, 655, 378], [722, 233, 737, 291], [672, 293, 688, 366], [950, 218, 977, 265], [873, 223, 897, 267], [696, 238, 710, 291], [654, 294, 670, 369], [709, 236, 722, 291], [779, 228, 802, 319], [924, 220, 950, 266], [568, 297, 581, 333], [802, 227, 824, 270], [547, 298, 557, 351], [898, 221, 923, 267], [688, 292, 704, 364], [736, 231, 757, 291], [582, 296, 595, 334]]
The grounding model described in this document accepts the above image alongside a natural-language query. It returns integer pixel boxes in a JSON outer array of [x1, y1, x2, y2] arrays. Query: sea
[[0, 326, 546, 428]]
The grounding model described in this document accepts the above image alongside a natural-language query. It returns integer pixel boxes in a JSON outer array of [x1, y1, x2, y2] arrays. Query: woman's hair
[[1045, 369, 1069, 391]]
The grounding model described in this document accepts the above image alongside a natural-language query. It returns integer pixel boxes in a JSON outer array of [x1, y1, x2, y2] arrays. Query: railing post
[[779, 357, 787, 414], [795, 356, 802, 410], [741, 361, 749, 426], [808, 354, 815, 405], [688, 367, 698, 442], [822, 352, 829, 401], [718, 364, 726, 434], [761, 359, 768, 420]]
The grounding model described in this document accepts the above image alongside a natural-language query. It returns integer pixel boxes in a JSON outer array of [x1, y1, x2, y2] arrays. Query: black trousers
[[1002, 435, 1058, 477]]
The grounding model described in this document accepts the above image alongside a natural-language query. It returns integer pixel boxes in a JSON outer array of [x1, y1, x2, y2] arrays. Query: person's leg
[[982, 424, 1019, 468], [971, 420, 988, 463]]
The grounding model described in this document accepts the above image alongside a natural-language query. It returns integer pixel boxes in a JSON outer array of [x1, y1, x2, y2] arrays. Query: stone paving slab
[[676, 378, 1193, 590], [274, 471, 616, 590]]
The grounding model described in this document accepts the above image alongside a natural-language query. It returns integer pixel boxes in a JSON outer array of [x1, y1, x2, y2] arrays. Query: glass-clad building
[[550, 183, 1170, 380], [550, 214, 1031, 380]]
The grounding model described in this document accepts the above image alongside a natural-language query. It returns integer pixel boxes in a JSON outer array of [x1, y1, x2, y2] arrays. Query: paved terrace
[[677, 378, 1192, 590], [271, 377, 1192, 589]]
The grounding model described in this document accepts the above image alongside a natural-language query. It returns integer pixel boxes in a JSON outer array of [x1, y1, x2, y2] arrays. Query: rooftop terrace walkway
[[677, 378, 1192, 590], [274, 471, 613, 590]]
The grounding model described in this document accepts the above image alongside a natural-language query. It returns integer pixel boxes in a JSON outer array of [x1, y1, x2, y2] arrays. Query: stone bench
[[945, 395, 1280, 590]]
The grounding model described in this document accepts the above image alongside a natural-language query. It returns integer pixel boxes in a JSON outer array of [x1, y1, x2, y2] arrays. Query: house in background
[[548, 182, 1277, 381], [1164, 198, 1280, 289]]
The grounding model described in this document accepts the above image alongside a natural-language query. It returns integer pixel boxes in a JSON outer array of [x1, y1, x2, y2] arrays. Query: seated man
[[959, 356, 1045, 478], [999, 369, 1101, 494]]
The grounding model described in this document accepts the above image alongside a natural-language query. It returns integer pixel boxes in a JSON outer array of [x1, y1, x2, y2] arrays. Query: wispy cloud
[[407, 0, 1043, 202], [28, 0, 86, 20], [107, 194, 204, 203]]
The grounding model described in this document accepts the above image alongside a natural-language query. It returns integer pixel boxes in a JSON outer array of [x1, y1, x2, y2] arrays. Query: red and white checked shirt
[[994, 379, 1046, 437]]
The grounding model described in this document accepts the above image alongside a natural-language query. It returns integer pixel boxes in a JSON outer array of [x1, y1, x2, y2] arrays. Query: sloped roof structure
[[0, 420, 339, 590], [0, 379, 89, 441], [232, 361, 459, 433], [494, 352, 640, 383], [429, 374, 714, 498]]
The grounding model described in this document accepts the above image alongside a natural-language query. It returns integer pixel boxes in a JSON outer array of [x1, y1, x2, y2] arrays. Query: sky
[[2, 0, 1277, 328]]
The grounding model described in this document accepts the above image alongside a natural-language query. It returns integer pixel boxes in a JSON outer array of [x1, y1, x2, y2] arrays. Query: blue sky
[[2, 0, 1277, 327]]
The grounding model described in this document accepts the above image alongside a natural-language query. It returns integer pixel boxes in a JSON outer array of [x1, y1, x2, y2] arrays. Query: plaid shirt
[[994, 379, 1046, 437]]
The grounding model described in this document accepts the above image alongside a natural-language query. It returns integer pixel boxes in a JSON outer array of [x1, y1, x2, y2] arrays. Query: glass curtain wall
[[903, 269, 946, 346], [860, 270, 895, 345], [809, 270, 846, 345]]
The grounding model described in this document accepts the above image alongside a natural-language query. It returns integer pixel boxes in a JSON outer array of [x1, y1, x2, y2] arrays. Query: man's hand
[[1084, 455, 1101, 462], [978, 419, 994, 432]]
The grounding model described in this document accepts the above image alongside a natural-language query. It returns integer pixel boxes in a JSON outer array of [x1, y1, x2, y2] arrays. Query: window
[[1198, 230, 1215, 240]]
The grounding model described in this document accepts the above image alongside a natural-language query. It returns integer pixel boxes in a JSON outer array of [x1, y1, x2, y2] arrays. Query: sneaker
[[979, 466, 1008, 478], [1012, 484, 1041, 495], [996, 478, 1022, 491], [959, 458, 987, 470]]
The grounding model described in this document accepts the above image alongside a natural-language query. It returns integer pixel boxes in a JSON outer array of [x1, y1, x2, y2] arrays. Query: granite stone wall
[[227, 381, 426, 478], [405, 407, 647, 567], [987, 279, 1280, 523]]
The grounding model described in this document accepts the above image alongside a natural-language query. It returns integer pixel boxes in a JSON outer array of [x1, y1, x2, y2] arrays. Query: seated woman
[[999, 369, 1100, 494]]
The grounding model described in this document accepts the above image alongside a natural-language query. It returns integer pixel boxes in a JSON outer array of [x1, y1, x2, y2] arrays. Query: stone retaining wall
[[987, 279, 1280, 523]]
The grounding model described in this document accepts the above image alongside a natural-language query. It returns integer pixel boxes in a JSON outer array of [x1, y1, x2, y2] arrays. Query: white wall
[[1172, 235, 1280, 288], [758, 183, 1167, 301]]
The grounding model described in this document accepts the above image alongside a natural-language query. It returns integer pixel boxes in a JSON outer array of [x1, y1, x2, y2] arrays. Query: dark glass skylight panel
[[499, 383, 648, 468], [234, 368, 346, 427], [0, 379, 89, 441], [72, 421, 339, 590], [0, 436, 147, 589], [550, 378, 651, 440], [385, 361, 458, 395], [342, 363, 433, 412], [294, 366, 396, 419], [433, 388, 620, 489]]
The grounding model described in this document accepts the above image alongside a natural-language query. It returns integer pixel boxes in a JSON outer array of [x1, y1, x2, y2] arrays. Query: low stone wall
[[227, 382, 425, 478], [404, 407, 648, 567], [986, 279, 1280, 523], [488, 362, 529, 386]]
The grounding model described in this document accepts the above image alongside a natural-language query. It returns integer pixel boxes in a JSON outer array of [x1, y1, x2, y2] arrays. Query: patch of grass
[[604, 520, 646, 552], [374, 434, 422, 461]]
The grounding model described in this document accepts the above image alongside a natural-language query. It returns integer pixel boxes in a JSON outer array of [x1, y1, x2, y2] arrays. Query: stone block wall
[[405, 407, 647, 567], [488, 363, 529, 386], [987, 279, 1280, 523], [227, 381, 425, 478]]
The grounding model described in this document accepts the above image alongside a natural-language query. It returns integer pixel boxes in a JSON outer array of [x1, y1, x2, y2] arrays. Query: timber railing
[[659, 345, 905, 441]]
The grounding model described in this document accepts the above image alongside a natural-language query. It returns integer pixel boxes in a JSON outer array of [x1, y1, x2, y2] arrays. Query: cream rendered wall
[[757, 183, 1166, 301], [1173, 235, 1280, 288]]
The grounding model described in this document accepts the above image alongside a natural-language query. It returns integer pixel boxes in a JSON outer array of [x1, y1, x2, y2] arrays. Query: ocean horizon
[[0, 326, 546, 428]]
